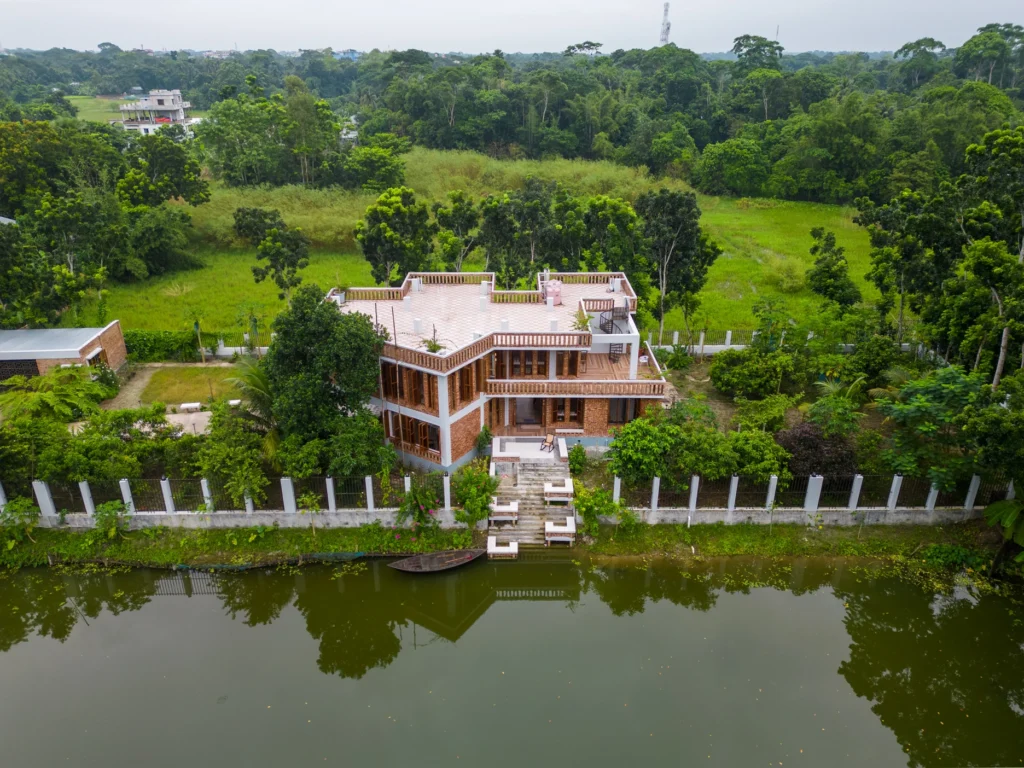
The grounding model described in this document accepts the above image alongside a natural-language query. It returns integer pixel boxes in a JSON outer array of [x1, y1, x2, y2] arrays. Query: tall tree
[[806, 228, 862, 308], [731, 34, 785, 74], [431, 190, 479, 272], [633, 190, 721, 344], [894, 38, 946, 89], [354, 187, 435, 286]]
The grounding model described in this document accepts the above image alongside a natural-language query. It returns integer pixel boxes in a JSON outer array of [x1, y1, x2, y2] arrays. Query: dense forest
[[2, 26, 1023, 203]]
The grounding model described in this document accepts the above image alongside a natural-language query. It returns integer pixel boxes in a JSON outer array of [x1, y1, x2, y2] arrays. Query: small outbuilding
[[0, 321, 128, 379]]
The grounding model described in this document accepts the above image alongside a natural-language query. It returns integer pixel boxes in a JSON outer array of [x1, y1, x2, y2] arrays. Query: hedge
[[123, 329, 200, 362]]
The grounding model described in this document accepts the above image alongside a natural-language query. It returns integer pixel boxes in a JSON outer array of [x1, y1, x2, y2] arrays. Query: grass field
[[71, 147, 874, 331], [139, 366, 238, 405]]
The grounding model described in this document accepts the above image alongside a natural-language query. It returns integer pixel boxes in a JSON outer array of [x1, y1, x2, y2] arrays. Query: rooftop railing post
[[119, 478, 135, 514], [326, 477, 337, 513], [160, 477, 175, 514], [848, 474, 864, 511], [79, 480, 95, 516], [365, 476, 375, 513]]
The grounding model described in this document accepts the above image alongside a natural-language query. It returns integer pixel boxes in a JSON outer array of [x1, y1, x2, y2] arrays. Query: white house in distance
[[112, 90, 201, 136]]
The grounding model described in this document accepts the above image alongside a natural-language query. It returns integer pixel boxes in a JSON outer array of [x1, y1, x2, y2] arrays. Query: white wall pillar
[[1008, 480, 1016, 501], [244, 493, 254, 515], [766, 475, 778, 509], [504, 397, 510, 426], [964, 475, 982, 511], [698, 330, 706, 349], [613, 476, 621, 504], [672, 331, 679, 345], [201, 478, 214, 512], [651, 476, 660, 514], [404, 475, 412, 493], [0, 481, 6, 512], [443, 474, 452, 511], [628, 337, 640, 379], [925, 484, 939, 511], [78, 480, 95, 516], [437, 374, 452, 467], [804, 475, 824, 514], [724, 330, 733, 347], [848, 474, 864, 511], [548, 351, 557, 381], [160, 477, 175, 514], [727, 475, 739, 511], [886, 475, 903, 511], [32, 481, 57, 517], [326, 477, 337, 513], [365, 476, 375, 513], [281, 477, 297, 514], [688, 476, 699, 512], [119, 478, 135, 513]]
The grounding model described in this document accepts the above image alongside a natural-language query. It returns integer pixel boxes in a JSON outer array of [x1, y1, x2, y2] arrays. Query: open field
[[139, 366, 238, 405], [72, 148, 874, 331]]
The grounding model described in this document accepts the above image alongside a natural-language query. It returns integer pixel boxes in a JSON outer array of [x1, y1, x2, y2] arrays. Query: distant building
[[0, 322, 128, 379], [333, 49, 362, 61], [112, 89, 201, 136]]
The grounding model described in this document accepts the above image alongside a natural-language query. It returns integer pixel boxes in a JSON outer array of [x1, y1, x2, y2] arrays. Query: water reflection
[[1, 555, 1022, 767]]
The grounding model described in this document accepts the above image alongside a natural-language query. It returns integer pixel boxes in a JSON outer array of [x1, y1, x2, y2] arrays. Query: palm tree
[[0, 366, 107, 422], [226, 357, 280, 466], [866, 367, 916, 404], [814, 375, 866, 401]]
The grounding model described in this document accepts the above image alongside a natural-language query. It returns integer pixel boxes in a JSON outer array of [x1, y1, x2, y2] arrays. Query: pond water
[[1, 555, 1022, 767]]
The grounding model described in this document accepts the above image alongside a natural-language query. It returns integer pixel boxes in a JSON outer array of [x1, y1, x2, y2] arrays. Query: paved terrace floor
[[339, 282, 633, 353]]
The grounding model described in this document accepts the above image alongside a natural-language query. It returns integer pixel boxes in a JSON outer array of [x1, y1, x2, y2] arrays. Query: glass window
[[569, 399, 581, 422], [524, 351, 533, 376], [428, 425, 440, 452], [555, 399, 566, 422], [512, 352, 521, 377], [556, 351, 566, 376], [538, 352, 547, 377], [609, 399, 636, 424]]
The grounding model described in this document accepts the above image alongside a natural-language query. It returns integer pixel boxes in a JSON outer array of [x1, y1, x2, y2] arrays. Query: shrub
[[123, 329, 199, 362], [475, 425, 493, 454], [774, 422, 857, 476], [733, 393, 800, 432], [567, 443, 587, 476], [94, 500, 131, 539], [654, 345, 694, 372], [0, 496, 40, 548], [807, 394, 863, 438], [710, 348, 795, 399], [451, 460, 499, 528], [397, 479, 442, 530], [919, 543, 986, 571], [574, 484, 620, 537]]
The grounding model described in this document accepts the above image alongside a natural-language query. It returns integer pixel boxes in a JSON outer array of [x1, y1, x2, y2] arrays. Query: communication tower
[[660, 3, 671, 45]]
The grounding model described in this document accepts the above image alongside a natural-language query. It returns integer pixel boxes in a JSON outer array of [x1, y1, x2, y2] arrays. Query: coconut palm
[[226, 357, 280, 465]]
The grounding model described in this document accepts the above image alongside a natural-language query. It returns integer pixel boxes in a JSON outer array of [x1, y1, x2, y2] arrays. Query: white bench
[[544, 517, 577, 547], [556, 438, 569, 462], [487, 536, 519, 560], [544, 478, 574, 504], [228, 399, 242, 407], [180, 402, 202, 413], [489, 497, 519, 525], [555, 428, 585, 435]]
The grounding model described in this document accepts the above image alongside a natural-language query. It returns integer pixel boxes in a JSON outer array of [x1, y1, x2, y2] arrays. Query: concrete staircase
[[490, 462, 574, 546]]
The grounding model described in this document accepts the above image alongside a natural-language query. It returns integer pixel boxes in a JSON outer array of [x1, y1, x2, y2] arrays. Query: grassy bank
[[1, 523, 474, 571], [140, 366, 239, 405], [70, 148, 873, 332]]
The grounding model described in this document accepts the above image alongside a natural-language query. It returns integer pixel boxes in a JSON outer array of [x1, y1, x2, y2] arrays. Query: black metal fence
[[775, 476, 809, 509], [818, 476, 855, 508], [49, 482, 89, 515], [697, 477, 733, 508], [734, 479, 770, 509]]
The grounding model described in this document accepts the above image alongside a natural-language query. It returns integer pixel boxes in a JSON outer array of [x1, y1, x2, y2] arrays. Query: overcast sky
[[1, 0, 1020, 54]]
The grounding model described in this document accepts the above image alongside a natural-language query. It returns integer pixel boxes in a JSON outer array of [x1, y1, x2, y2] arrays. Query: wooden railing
[[582, 298, 616, 312], [491, 291, 544, 304], [485, 379, 666, 397], [382, 331, 591, 373], [391, 440, 442, 463], [407, 272, 491, 285], [346, 287, 405, 301]]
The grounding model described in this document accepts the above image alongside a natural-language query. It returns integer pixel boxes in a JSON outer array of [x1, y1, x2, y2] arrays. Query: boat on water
[[388, 549, 486, 574]]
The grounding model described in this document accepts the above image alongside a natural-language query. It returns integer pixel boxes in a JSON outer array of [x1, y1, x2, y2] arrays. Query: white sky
[[1, 0, 1020, 54]]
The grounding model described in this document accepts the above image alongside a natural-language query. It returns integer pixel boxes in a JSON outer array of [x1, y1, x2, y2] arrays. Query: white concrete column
[[1008, 480, 1016, 501], [766, 475, 778, 509], [160, 477, 175, 514], [78, 480, 95, 516], [727, 475, 739, 511], [201, 478, 214, 512], [848, 475, 864, 511], [504, 397, 510, 425], [32, 481, 57, 517], [804, 475, 824, 514], [925, 484, 939, 511], [647, 331, 652, 345], [119, 478, 135, 513], [443, 474, 452, 511], [281, 477, 297, 514], [548, 351, 557, 381], [698, 330, 706, 348], [725, 330, 733, 347], [244, 492, 254, 515], [672, 331, 679, 345], [964, 475, 982, 511], [650, 477, 661, 513], [688, 476, 700, 512], [404, 475, 412, 493], [0, 481, 6, 511], [437, 374, 452, 466], [326, 477, 337, 513], [628, 337, 640, 378], [886, 475, 903, 511], [613, 476, 621, 504], [365, 476, 375, 513]]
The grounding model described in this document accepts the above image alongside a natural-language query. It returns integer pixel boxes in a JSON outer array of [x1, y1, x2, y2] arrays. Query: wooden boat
[[388, 549, 486, 573]]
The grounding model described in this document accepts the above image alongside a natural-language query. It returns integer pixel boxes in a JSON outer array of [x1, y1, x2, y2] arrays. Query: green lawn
[[140, 366, 239, 406], [72, 148, 876, 332]]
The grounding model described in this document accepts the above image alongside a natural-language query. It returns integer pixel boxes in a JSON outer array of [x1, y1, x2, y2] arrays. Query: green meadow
[[76, 147, 874, 332]]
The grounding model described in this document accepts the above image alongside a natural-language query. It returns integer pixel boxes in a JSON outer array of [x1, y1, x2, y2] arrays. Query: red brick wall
[[35, 357, 82, 374], [450, 407, 483, 463], [95, 321, 128, 370]]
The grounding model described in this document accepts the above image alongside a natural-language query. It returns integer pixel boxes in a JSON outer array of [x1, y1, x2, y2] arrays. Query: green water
[[1, 556, 1021, 767]]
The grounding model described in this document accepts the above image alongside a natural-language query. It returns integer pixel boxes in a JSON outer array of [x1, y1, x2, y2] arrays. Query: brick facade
[[34, 321, 128, 375], [450, 407, 483, 463]]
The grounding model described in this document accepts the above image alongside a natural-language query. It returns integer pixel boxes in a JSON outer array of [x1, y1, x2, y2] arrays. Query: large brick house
[[330, 272, 666, 471]]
